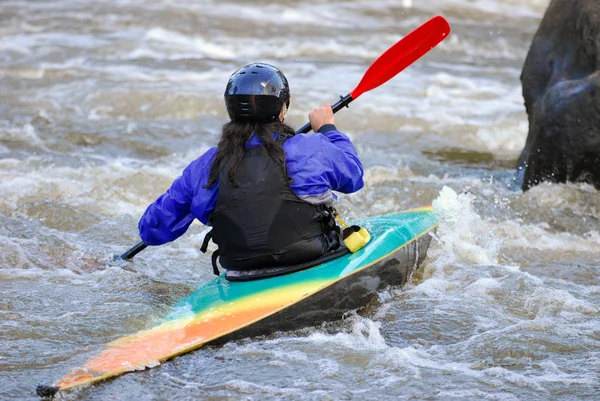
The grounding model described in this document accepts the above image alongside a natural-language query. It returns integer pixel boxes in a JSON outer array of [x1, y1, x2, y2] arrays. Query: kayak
[[37, 206, 437, 397]]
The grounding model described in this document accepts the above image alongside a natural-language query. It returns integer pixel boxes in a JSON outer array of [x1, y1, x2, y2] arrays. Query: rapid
[[1, 0, 598, 400]]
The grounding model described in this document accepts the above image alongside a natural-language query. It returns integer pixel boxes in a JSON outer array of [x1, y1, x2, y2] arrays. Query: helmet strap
[[279, 103, 288, 122]]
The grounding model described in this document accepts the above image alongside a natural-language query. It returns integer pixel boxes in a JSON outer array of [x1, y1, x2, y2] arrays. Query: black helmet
[[224, 63, 290, 122]]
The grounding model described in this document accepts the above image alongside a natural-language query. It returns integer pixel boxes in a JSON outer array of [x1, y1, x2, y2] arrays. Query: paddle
[[115, 15, 451, 261], [117, 240, 146, 261], [296, 15, 451, 133]]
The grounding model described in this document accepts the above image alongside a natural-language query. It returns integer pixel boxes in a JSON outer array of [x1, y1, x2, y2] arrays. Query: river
[[1, 0, 599, 400]]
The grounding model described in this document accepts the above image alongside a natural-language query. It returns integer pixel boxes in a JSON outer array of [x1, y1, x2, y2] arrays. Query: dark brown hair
[[205, 121, 295, 188]]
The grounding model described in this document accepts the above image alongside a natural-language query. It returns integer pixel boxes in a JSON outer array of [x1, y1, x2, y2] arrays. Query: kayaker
[[138, 63, 364, 276]]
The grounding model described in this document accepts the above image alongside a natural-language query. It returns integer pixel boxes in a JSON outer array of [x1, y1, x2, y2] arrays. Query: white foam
[[0, 155, 184, 216], [475, 121, 528, 153], [140, 27, 235, 60], [496, 220, 600, 253], [293, 316, 389, 352], [431, 186, 500, 266], [437, 389, 520, 401], [0, 41, 31, 55], [524, 288, 599, 319], [464, 277, 502, 297], [412, 276, 453, 297], [0, 123, 45, 148]]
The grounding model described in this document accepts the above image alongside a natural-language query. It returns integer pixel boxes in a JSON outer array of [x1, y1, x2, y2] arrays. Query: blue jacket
[[138, 124, 364, 245]]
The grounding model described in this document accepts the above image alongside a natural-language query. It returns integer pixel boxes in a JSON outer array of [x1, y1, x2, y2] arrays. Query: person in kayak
[[138, 63, 364, 276]]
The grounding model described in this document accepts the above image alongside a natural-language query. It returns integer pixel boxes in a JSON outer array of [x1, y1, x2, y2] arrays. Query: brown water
[[1, 0, 599, 400]]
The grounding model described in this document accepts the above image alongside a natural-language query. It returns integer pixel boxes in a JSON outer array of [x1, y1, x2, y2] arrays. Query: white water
[[1, 0, 599, 400]]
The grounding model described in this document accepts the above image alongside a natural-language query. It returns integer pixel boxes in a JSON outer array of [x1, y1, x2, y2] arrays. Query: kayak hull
[[44, 207, 437, 394], [219, 231, 432, 342]]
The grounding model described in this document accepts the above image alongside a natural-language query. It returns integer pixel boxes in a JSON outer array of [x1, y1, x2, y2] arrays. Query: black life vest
[[201, 137, 339, 273]]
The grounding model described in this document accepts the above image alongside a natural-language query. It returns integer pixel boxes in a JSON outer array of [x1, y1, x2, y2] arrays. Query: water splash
[[430, 186, 500, 266]]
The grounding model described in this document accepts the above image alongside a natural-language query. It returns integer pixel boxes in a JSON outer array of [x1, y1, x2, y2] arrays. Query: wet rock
[[518, 0, 600, 191]]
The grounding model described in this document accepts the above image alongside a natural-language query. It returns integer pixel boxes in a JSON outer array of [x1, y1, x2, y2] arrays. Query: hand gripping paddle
[[116, 15, 451, 261]]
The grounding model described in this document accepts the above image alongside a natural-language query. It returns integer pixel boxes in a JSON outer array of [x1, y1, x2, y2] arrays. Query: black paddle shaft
[[295, 94, 354, 134], [118, 241, 147, 260]]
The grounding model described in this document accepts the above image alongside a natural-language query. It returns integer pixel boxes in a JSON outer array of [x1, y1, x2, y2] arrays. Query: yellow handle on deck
[[335, 212, 371, 253]]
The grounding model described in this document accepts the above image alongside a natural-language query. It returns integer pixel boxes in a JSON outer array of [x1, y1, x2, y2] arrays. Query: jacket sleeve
[[138, 148, 217, 245], [283, 125, 364, 199], [317, 124, 364, 193]]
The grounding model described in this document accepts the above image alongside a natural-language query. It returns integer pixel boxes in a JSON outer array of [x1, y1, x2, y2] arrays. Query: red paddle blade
[[350, 15, 451, 99]]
